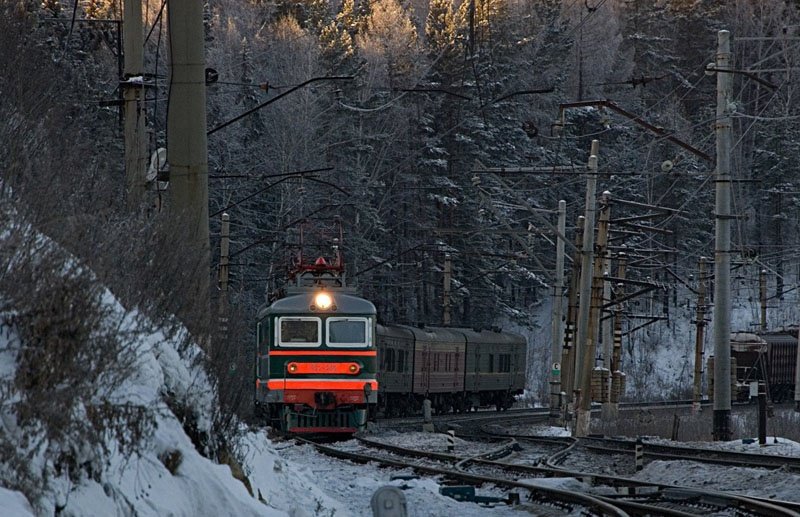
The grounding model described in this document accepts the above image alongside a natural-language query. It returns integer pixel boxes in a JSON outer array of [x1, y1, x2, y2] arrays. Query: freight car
[[728, 330, 798, 402], [376, 324, 527, 416]]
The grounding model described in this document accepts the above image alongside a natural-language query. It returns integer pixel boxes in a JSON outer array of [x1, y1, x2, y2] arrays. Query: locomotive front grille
[[287, 408, 362, 432]]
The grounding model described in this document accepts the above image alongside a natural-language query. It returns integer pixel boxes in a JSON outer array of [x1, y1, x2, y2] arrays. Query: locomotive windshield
[[278, 317, 321, 346], [327, 317, 370, 347]]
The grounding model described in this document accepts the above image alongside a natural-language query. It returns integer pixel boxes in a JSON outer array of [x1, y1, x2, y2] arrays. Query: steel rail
[[580, 436, 800, 471], [298, 436, 629, 516]]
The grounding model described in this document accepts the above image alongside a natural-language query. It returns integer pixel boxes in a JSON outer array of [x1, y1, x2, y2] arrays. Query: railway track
[[298, 433, 800, 516], [579, 435, 800, 471], [477, 429, 800, 515], [299, 435, 628, 515]]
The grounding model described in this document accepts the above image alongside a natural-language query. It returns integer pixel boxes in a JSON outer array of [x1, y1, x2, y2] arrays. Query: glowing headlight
[[348, 363, 359, 373], [313, 292, 333, 310], [287, 362, 298, 373]]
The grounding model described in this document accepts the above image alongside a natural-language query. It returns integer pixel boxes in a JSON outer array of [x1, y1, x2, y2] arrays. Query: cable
[[59, 0, 80, 62]]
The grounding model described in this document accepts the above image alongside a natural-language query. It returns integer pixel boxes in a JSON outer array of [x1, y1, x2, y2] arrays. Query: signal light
[[287, 362, 298, 373], [348, 364, 359, 373]]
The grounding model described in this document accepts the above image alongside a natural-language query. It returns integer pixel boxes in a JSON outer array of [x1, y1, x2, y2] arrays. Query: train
[[254, 251, 379, 433], [376, 324, 526, 417], [709, 329, 798, 403], [254, 250, 527, 433]]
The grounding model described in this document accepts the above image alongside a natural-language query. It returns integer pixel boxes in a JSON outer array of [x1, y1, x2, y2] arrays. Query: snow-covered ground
[[3, 220, 800, 516], [3, 376, 800, 517]]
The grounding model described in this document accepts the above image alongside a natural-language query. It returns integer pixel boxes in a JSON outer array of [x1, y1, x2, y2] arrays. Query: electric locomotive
[[254, 250, 378, 433]]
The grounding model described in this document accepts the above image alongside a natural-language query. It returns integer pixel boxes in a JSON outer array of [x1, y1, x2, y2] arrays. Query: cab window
[[277, 317, 321, 347], [326, 317, 370, 347]]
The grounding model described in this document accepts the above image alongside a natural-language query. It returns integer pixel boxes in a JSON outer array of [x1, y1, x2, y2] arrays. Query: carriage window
[[327, 317, 370, 347], [278, 317, 321, 347]]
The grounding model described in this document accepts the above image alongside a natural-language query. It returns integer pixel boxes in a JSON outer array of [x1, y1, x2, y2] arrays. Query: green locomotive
[[255, 254, 378, 433]]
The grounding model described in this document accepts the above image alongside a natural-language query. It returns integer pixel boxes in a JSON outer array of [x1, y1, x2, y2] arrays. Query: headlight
[[287, 362, 298, 373], [313, 292, 333, 310]]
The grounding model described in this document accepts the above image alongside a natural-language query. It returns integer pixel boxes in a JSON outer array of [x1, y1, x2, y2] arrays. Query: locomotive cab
[[255, 288, 378, 433]]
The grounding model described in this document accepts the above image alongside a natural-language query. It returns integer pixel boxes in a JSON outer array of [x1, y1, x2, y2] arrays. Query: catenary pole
[[693, 257, 708, 414], [443, 254, 452, 326], [795, 325, 800, 412], [759, 268, 767, 331], [218, 213, 230, 345], [123, 0, 147, 208], [550, 200, 567, 422], [600, 236, 613, 421], [561, 216, 584, 418], [578, 190, 611, 434], [167, 0, 210, 323], [609, 251, 627, 416], [713, 29, 733, 441], [574, 140, 599, 437]]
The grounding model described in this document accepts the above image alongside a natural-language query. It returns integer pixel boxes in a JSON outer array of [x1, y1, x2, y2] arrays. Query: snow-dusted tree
[[319, 0, 358, 70], [356, 0, 420, 89]]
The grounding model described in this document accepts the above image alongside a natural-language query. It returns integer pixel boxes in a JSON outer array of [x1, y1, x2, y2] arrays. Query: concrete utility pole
[[600, 243, 613, 420], [579, 191, 611, 432], [693, 257, 708, 414], [713, 29, 733, 441], [609, 251, 627, 417], [123, 0, 147, 208], [574, 140, 599, 437], [550, 200, 567, 422], [759, 268, 767, 331], [218, 213, 230, 344], [795, 325, 800, 412], [561, 216, 584, 417], [443, 253, 452, 326], [167, 0, 210, 311]]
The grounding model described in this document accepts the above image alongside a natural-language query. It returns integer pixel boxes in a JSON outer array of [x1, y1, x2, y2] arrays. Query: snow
[[0, 487, 34, 517], [274, 439, 524, 517], [3, 216, 800, 516]]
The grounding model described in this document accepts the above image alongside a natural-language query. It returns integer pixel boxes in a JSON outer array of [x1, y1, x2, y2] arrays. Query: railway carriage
[[460, 327, 527, 411], [376, 325, 526, 416], [375, 324, 415, 416], [409, 326, 466, 412]]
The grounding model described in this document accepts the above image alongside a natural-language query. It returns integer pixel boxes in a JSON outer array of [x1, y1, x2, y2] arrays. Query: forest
[[3, 0, 800, 509], [2, 0, 800, 427]]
